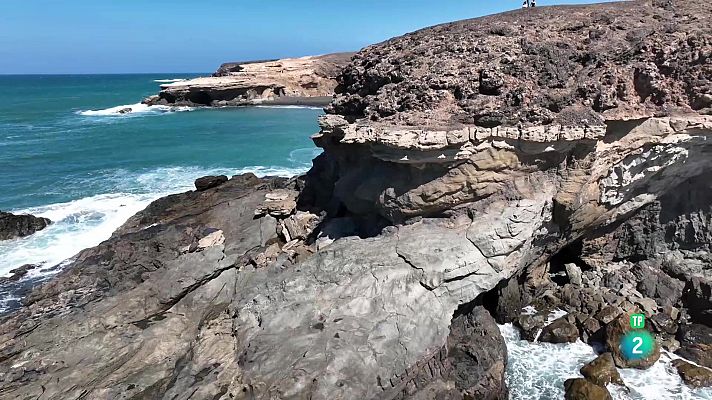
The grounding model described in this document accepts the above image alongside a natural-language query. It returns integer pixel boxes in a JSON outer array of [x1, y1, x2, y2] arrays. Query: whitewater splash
[[501, 312, 712, 399], [154, 78, 187, 83], [76, 102, 194, 117], [0, 162, 318, 313]]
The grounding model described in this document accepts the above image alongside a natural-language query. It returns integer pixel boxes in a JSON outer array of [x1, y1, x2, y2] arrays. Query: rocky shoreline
[[143, 53, 354, 108], [0, 1, 711, 399]]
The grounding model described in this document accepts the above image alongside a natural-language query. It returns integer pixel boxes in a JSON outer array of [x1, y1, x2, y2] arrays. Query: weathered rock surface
[[580, 353, 624, 387], [0, 211, 51, 241], [676, 324, 712, 369], [539, 317, 580, 344], [606, 313, 661, 369], [672, 359, 712, 388], [328, 1, 710, 127], [194, 175, 228, 191], [145, 53, 354, 107], [563, 378, 612, 400]]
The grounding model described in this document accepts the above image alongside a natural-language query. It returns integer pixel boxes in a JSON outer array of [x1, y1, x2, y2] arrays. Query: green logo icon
[[630, 313, 645, 329]]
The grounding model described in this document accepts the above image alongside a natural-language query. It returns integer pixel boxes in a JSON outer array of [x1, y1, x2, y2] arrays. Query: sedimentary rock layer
[[144, 53, 354, 107]]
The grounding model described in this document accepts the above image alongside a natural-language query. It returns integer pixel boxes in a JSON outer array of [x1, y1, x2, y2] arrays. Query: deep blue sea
[[0, 74, 322, 284]]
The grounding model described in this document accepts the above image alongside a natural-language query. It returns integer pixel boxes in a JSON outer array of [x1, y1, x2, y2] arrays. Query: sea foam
[[0, 164, 312, 281], [501, 319, 712, 400], [76, 103, 194, 117]]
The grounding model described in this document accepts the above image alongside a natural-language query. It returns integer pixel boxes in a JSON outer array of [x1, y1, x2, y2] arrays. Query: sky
[[0, 0, 620, 74]]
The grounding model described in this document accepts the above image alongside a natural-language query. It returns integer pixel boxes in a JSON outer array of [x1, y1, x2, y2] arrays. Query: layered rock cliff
[[0, 1, 710, 400], [144, 53, 354, 107]]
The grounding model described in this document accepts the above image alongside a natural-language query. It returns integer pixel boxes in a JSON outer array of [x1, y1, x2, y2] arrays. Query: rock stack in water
[[0, 1, 711, 399], [0, 211, 51, 241]]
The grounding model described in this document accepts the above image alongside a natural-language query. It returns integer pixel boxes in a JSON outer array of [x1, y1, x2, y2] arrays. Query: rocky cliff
[[144, 53, 354, 107], [0, 1, 711, 399]]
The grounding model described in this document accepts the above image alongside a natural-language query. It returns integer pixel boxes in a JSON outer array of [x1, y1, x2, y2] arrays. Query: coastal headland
[[142, 52, 354, 108]]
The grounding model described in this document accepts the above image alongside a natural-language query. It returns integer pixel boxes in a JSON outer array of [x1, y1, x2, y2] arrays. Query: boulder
[[676, 324, 712, 368], [0, 211, 51, 241], [194, 175, 228, 191], [565, 263, 583, 286], [442, 306, 508, 399], [671, 359, 712, 388], [539, 317, 580, 344], [605, 313, 661, 369], [563, 378, 612, 400], [580, 353, 624, 386], [515, 312, 549, 342]]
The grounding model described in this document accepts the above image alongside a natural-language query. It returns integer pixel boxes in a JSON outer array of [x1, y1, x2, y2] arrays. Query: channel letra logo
[[620, 314, 655, 361]]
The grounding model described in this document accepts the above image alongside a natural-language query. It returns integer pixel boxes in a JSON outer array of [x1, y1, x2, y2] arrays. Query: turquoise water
[[0, 74, 322, 285]]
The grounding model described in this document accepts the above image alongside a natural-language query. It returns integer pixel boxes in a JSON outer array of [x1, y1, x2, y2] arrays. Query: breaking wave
[[76, 103, 194, 117]]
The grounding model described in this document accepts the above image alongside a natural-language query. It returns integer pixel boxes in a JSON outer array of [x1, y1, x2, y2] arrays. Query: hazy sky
[[0, 0, 620, 74]]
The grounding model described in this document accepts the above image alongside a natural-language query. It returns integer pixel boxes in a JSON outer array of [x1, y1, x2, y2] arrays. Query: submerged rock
[[580, 353, 624, 387], [672, 359, 712, 388], [564, 378, 612, 400], [0, 211, 51, 241]]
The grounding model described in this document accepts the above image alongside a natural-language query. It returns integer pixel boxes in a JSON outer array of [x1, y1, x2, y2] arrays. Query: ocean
[[0, 75, 709, 400], [0, 74, 322, 301]]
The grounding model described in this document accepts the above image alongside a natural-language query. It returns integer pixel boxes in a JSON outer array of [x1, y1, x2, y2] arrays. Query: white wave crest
[[76, 103, 194, 117], [154, 78, 187, 83], [0, 164, 311, 279], [0, 192, 157, 278]]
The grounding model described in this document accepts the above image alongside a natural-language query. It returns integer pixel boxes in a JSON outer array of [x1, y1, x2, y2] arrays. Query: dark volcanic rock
[[328, 1, 711, 127], [539, 317, 580, 344], [671, 359, 712, 388], [564, 378, 612, 400], [0, 264, 41, 284], [194, 175, 228, 191], [445, 306, 508, 399], [676, 324, 712, 368], [0, 211, 51, 241], [580, 353, 624, 387]]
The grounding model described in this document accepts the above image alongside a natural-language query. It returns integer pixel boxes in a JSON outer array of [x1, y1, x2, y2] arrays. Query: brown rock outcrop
[[145, 53, 354, 107]]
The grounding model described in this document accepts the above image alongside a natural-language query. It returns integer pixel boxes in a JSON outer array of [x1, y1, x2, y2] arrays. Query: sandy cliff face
[[144, 53, 354, 107], [0, 1, 710, 400]]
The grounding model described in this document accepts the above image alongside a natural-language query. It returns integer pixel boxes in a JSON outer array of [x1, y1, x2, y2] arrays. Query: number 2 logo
[[632, 336, 643, 354]]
